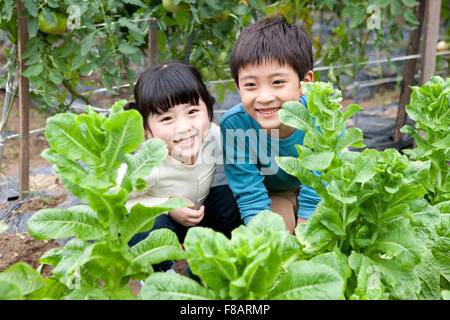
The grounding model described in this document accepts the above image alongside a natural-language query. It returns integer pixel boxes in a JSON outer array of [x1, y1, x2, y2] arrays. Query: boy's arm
[[297, 168, 322, 219], [224, 162, 272, 225], [220, 123, 271, 225], [297, 182, 322, 220]]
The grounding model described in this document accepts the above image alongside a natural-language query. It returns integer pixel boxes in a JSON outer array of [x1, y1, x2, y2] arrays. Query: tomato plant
[[0, 0, 153, 113], [162, 0, 189, 13], [0, 0, 267, 112], [38, 11, 67, 35], [296, 0, 424, 91], [1, 0, 431, 112]]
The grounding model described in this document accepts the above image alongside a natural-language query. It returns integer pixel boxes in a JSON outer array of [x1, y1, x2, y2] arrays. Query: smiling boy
[[220, 16, 321, 233]]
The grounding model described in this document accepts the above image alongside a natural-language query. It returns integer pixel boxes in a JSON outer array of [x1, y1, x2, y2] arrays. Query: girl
[[121, 60, 242, 272]]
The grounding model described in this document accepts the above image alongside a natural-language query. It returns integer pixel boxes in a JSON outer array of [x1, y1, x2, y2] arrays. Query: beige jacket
[[118, 123, 225, 211]]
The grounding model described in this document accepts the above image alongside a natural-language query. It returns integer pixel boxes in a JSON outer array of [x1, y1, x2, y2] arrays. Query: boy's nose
[[256, 91, 275, 104]]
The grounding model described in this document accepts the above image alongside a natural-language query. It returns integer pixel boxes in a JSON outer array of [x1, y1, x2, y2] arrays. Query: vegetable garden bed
[[0, 77, 448, 300], [0, 232, 61, 278]]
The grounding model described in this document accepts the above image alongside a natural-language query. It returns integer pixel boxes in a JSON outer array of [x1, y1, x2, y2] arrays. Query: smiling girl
[[121, 60, 242, 272]]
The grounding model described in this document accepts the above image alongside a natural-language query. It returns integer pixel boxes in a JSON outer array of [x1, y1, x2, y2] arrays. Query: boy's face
[[146, 99, 211, 165], [236, 59, 313, 138]]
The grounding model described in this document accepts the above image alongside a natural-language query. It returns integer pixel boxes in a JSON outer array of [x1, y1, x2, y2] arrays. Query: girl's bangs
[[151, 71, 202, 114]]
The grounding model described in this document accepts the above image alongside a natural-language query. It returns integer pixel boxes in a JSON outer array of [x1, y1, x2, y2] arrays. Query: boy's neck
[[267, 125, 296, 139]]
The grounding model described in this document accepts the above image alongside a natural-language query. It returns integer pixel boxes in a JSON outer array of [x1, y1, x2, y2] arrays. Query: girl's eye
[[273, 80, 285, 85], [188, 109, 199, 115], [161, 116, 172, 122]]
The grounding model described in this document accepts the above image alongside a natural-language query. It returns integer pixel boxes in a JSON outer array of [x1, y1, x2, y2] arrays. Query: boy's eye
[[273, 80, 285, 85], [161, 116, 172, 122], [242, 82, 255, 88]]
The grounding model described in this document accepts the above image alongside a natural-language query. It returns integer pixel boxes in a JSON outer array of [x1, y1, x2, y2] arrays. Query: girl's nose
[[175, 118, 193, 133]]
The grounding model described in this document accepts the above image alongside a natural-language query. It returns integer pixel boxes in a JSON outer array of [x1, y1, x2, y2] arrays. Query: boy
[[220, 16, 321, 234]]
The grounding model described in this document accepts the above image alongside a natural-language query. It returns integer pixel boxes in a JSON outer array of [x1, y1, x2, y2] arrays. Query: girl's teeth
[[178, 136, 194, 143]]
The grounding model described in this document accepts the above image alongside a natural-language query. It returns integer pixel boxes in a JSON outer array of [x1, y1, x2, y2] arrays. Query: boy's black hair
[[125, 60, 215, 131], [230, 16, 313, 88]]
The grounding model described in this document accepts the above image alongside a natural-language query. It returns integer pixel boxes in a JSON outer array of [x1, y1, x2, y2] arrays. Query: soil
[[0, 193, 68, 222], [174, 258, 189, 276], [0, 232, 62, 277]]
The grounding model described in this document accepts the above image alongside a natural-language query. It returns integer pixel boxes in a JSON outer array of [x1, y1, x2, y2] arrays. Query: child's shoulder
[[219, 103, 251, 127]]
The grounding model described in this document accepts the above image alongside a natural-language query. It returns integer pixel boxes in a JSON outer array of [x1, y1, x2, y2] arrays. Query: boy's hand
[[168, 198, 205, 227]]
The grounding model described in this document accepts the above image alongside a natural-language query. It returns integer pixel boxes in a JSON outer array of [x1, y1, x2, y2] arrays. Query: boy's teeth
[[259, 108, 279, 114]]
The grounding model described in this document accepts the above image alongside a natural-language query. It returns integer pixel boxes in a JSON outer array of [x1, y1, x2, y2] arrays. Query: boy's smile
[[257, 107, 281, 117], [237, 59, 311, 139]]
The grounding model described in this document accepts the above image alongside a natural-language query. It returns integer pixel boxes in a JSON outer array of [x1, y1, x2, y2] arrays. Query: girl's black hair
[[129, 60, 215, 131]]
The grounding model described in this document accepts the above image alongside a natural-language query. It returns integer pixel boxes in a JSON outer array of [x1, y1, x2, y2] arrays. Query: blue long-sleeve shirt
[[219, 96, 322, 225]]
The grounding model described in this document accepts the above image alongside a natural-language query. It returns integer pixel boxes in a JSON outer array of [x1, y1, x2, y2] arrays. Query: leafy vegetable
[[141, 210, 345, 300], [276, 81, 445, 299], [0, 101, 188, 299], [399, 76, 450, 299], [400, 76, 450, 205]]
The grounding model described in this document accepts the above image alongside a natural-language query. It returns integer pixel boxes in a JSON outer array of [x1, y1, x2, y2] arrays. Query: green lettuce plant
[[399, 76, 450, 299], [276, 81, 444, 299], [140, 210, 346, 300], [0, 101, 188, 300], [400, 76, 449, 205]]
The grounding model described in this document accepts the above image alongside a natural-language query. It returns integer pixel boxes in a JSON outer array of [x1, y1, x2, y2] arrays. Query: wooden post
[[17, 0, 30, 198], [420, 0, 441, 84], [147, 18, 158, 66], [393, 0, 425, 143]]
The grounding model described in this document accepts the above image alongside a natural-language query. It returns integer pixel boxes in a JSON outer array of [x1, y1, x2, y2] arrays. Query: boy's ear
[[145, 128, 153, 139], [300, 70, 314, 96], [235, 81, 240, 93]]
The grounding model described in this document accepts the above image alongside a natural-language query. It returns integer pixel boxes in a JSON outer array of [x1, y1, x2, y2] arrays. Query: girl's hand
[[168, 205, 205, 227]]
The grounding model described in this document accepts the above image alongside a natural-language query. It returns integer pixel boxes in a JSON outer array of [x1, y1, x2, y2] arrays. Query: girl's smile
[[146, 100, 211, 165]]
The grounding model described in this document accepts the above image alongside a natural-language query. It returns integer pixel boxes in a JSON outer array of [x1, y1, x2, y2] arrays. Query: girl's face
[[146, 99, 211, 165]]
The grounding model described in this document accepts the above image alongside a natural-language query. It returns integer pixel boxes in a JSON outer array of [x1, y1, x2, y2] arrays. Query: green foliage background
[[1, 0, 442, 113]]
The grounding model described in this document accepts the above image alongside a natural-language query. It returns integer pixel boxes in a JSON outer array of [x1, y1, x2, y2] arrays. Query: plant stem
[[338, 203, 347, 249], [62, 79, 91, 105], [0, 87, 17, 134], [342, 203, 347, 227]]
